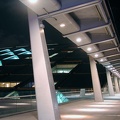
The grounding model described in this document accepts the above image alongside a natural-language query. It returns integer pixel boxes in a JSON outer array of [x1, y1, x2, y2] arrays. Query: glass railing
[[0, 91, 69, 117], [0, 95, 36, 117]]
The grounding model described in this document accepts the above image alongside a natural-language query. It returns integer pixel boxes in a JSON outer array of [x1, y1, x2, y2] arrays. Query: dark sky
[[0, 0, 120, 48], [105, 0, 120, 40], [0, 0, 29, 48]]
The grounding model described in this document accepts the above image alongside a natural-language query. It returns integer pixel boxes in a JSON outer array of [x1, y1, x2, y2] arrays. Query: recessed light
[[76, 38, 81, 42], [28, 0, 38, 4], [109, 67, 114, 70], [106, 65, 112, 68], [60, 23, 65, 28], [100, 59, 103, 62], [95, 54, 98, 58], [87, 47, 92, 51]]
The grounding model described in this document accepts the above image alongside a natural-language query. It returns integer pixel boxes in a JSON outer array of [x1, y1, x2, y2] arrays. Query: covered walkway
[[0, 0, 120, 120], [1, 94, 120, 120]]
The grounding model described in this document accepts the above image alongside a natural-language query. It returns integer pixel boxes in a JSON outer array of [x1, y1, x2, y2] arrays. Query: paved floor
[[1, 93, 120, 120]]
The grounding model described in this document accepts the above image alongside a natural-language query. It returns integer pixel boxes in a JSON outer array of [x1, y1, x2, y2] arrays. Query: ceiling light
[[109, 67, 114, 70], [28, 0, 38, 4], [76, 38, 81, 42], [6, 84, 9, 87], [106, 65, 112, 68], [95, 54, 98, 58], [60, 23, 65, 28], [112, 69, 116, 72], [87, 47, 92, 51], [67, 51, 73, 53], [100, 59, 103, 62]]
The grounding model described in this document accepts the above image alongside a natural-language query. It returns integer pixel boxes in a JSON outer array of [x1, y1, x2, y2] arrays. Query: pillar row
[[106, 70, 114, 96], [89, 56, 103, 102], [114, 76, 120, 93]]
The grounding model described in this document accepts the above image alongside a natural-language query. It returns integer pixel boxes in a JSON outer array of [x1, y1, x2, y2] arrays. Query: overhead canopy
[[19, 0, 120, 77]]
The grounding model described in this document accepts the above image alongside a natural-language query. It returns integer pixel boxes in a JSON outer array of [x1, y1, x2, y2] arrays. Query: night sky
[[0, 0, 29, 48], [0, 0, 120, 48]]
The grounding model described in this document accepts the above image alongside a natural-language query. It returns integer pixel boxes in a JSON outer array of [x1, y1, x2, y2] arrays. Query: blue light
[[0, 49, 10, 52], [14, 48, 26, 52], [3, 55, 19, 60], [0, 52, 14, 56], [0, 61, 2, 66], [56, 91, 69, 104], [18, 51, 32, 55]]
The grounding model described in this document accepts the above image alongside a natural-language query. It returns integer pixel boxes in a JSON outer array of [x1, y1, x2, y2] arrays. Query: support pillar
[[89, 56, 103, 102], [80, 89, 85, 97], [118, 78, 120, 87], [28, 9, 60, 120], [103, 87, 107, 93], [106, 70, 114, 96], [114, 76, 120, 93]]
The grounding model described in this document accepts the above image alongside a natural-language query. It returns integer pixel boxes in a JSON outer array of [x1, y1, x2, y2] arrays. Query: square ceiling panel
[[80, 19, 105, 30], [96, 58, 108, 63], [98, 40, 116, 50], [81, 44, 99, 53], [89, 27, 108, 34], [101, 61, 110, 66], [74, 6, 101, 19], [107, 55, 120, 61], [67, 33, 91, 46], [103, 49, 119, 56], [90, 52, 104, 59], [46, 14, 80, 35]]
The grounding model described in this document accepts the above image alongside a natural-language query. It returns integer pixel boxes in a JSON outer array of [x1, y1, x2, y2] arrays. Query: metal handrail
[[0, 94, 36, 100]]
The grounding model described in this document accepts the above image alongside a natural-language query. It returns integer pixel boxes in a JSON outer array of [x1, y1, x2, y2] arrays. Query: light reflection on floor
[[60, 94, 120, 120], [75, 108, 107, 112], [61, 114, 86, 119], [10, 103, 30, 105], [87, 104, 115, 107], [1, 94, 120, 120], [0, 106, 10, 108], [61, 114, 93, 120]]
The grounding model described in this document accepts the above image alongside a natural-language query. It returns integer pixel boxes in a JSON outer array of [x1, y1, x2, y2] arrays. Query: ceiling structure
[[0, 0, 119, 92], [19, 0, 120, 78]]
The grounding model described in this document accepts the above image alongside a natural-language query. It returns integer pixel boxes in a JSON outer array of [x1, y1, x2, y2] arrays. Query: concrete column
[[89, 56, 103, 102], [28, 9, 60, 120], [106, 70, 114, 96], [118, 78, 120, 90], [80, 89, 85, 97], [103, 87, 107, 93], [114, 76, 120, 93], [118, 78, 120, 87]]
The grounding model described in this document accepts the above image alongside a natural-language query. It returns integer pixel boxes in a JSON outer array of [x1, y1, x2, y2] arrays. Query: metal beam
[[101, 58, 120, 64], [88, 46, 118, 55], [64, 22, 111, 38], [97, 3, 108, 23], [78, 37, 115, 48], [114, 66, 120, 69], [38, 0, 102, 19], [112, 63, 120, 66], [97, 53, 120, 59]]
